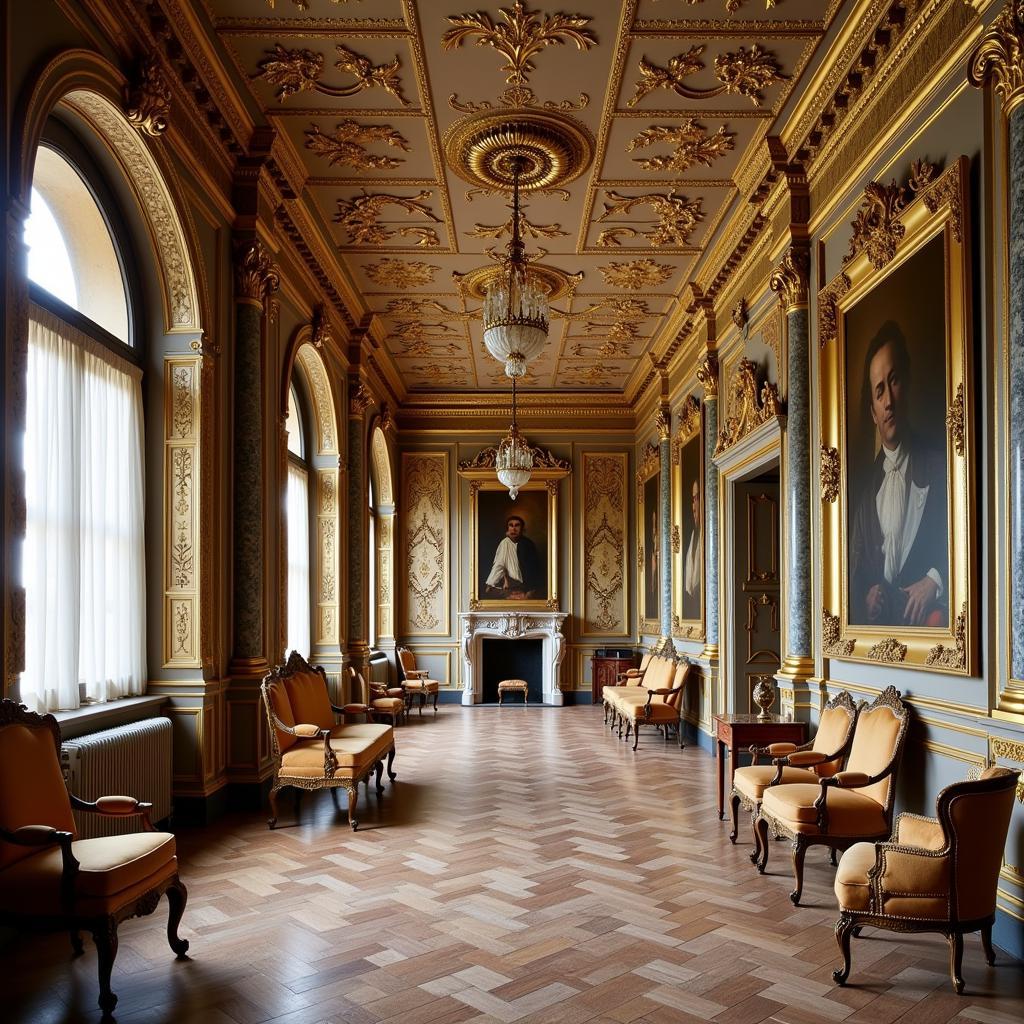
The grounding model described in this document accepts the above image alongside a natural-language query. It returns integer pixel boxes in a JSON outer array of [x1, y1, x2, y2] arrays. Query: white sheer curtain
[[22, 304, 146, 712], [286, 461, 311, 658]]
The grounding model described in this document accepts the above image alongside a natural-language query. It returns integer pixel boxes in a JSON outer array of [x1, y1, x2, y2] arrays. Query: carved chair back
[[262, 652, 334, 760], [0, 700, 77, 870], [809, 691, 858, 777], [845, 685, 910, 814]]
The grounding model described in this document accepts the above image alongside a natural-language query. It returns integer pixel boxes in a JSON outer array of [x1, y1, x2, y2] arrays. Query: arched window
[[21, 141, 144, 711], [285, 384, 312, 657]]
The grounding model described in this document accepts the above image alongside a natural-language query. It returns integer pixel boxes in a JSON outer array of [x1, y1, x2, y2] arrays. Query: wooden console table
[[591, 653, 638, 702], [713, 713, 807, 820]]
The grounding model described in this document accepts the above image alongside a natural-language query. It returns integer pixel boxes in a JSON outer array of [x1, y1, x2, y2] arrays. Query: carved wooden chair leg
[[617, 714, 624, 738], [624, 721, 631, 742], [267, 784, 282, 829], [749, 811, 762, 864], [387, 745, 397, 780], [375, 760, 385, 793], [678, 721, 684, 749], [790, 838, 807, 905], [603, 701, 609, 725], [347, 787, 359, 831], [92, 917, 119, 1017], [633, 723, 640, 751], [832, 912, 855, 985], [166, 878, 190, 958], [70, 929, 84, 956], [852, 925, 862, 937], [433, 690, 439, 713], [754, 815, 771, 873], [982, 923, 996, 966], [830, 847, 838, 867], [729, 793, 740, 844], [948, 930, 965, 994]]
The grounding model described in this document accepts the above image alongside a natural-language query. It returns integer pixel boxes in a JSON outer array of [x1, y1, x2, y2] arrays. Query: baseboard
[[994, 907, 1024, 960], [561, 691, 593, 705], [172, 784, 231, 826]]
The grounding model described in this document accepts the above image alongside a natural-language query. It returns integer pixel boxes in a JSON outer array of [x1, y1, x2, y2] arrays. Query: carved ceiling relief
[[305, 121, 411, 171], [333, 191, 441, 247], [257, 43, 410, 105]]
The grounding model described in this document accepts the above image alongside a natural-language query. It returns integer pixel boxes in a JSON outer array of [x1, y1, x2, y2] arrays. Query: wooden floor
[[7, 705, 1024, 1023]]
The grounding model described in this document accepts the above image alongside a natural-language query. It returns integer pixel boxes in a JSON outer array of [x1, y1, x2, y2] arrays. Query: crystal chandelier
[[495, 373, 533, 499], [482, 155, 549, 379]]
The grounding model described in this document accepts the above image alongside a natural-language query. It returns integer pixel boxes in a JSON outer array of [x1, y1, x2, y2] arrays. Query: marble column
[[697, 356, 719, 661], [770, 248, 815, 685], [345, 378, 373, 700], [229, 240, 278, 671], [657, 406, 674, 652], [969, 7, 1024, 708]]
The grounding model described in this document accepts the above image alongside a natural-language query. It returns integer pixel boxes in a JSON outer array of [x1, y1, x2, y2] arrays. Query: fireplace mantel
[[458, 611, 569, 705]]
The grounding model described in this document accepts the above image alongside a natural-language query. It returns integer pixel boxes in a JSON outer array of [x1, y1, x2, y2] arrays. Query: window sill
[[54, 695, 167, 741]]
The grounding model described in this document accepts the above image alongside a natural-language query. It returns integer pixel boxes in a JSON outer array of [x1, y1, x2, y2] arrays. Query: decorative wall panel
[[581, 452, 628, 637], [164, 355, 201, 666], [316, 468, 340, 644], [401, 452, 449, 636]]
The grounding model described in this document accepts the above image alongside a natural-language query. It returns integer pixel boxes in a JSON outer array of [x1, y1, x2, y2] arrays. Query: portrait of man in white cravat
[[680, 436, 702, 623], [849, 321, 949, 628], [484, 514, 542, 600]]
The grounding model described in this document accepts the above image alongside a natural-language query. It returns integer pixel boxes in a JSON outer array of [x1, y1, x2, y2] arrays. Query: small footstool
[[497, 679, 528, 706]]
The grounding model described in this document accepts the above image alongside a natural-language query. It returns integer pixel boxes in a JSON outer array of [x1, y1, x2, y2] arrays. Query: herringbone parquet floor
[[7, 706, 1024, 1023]]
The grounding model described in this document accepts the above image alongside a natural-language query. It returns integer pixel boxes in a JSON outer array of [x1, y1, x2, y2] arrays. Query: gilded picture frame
[[637, 442, 661, 634], [465, 477, 562, 611], [673, 395, 705, 641], [818, 156, 975, 674]]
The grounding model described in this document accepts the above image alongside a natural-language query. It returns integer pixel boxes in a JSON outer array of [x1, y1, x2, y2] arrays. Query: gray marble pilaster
[[785, 306, 812, 663], [704, 396, 719, 651], [1010, 103, 1024, 680], [659, 425, 673, 644]]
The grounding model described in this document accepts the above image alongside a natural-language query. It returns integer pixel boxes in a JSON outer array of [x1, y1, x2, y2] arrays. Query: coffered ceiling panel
[[206, 0, 839, 395]]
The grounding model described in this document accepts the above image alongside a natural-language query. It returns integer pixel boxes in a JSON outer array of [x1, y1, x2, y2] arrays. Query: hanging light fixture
[[482, 155, 549, 380], [495, 373, 533, 499]]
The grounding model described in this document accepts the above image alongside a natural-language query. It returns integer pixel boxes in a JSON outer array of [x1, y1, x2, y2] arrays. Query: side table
[[712, 713, 807, 820]]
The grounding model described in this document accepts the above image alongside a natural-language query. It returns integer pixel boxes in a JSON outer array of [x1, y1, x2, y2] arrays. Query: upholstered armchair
[[755, 685, 910, 905], [262, 653, 397, 830], [346, 665, 406, 727], [731, 691, 857, 858], [833, 765, 1021, 994], [617, 651, 653, 685], [397, 646, 441, 714], [0, 699, 188, 1018]]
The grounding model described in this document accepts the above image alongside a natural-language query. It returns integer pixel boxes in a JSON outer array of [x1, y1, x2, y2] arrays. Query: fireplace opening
[[481, 638, 543, 703]]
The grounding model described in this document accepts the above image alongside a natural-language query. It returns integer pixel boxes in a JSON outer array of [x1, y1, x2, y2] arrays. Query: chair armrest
[[70, 794, 155, 830], [341, 703, 369, 715], [0, 825, 79, 905], [866, 841, 950, 908], [814, 767, 887, 830], [641, 684, 682, 718], [894, 812, 945, 851], [406, 669, 429, 679], [786, 751, 830, 768], [831, 770, 872, 787]]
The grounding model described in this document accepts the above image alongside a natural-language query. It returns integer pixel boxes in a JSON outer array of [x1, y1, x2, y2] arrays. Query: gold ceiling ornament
[[398, 227, 442, 247], [442, 2, 597, 86], [768, 246, 810, 310], [304, 121, 410, 170], [714, 358, 782, 456], [821, 608, 855, 658], [596, 226, 639, 247], [365, 258, 440, 287], [628, 44, 787, 109], [843, 179, 906, 270], [926, 602, 967, 671], [333, 190, 440, 246], [396, 338, 461, 358], [599, 191, 704, 247], [125, 56, 172, 137], [584, 320, 641, 341], [817, 272, 850, 348], [383, 297, 468, 319], [466, 212, 567, 240], [820, 445, 840, 503], [598, 258, 674, 289], [409, 361, 467, 384], [485, 366, 540, 387], [443, 110, 594, 191], [968, 0, 1024, 115], [562, 363, 624, 387], [256, 43, 409, 106], [947, 381, 966, 457], [628, 120, 736, 173], [695, 352, 719, 398], [569, 340, 632, 359], [576, 297, 653, 321], [390, 321, 457, 339], [453, 261, 579, 301], [866, 637, 908, 663]]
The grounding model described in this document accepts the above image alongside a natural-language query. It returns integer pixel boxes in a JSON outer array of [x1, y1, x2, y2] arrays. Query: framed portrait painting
[[818, 156, 975, 674], [673, 395, 704, 640], [637, 442, 661, 634]]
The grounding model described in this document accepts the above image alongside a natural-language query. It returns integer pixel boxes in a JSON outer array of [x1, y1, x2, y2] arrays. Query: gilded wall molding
[[926, 602, 967, 670], [581, 453, 627, 636], [714, 358, 783, 456], [820, 445, 840, 503], [822, 608, 856, 657], [866, 637, 909, 663], [402, 453, 449, 635], [637, 441, 660, 484]]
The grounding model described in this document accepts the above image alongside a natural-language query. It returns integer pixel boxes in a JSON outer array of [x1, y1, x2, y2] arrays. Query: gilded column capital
[[656, 406, 671, 441], [234, 240, 280, 304], [125, 56, 172, 137], [696, 353, 719, 399], [769, 246, 810, 311], [969, 1, 1024, 115], [349, 381, 373, 417], [311, 303, 332, 349]]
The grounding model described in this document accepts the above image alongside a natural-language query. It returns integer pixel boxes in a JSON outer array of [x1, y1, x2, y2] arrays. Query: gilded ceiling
[[208, 0, 839, 394]]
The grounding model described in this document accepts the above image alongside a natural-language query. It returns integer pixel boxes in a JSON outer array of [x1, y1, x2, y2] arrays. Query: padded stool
[[497, 679, 528, 705]]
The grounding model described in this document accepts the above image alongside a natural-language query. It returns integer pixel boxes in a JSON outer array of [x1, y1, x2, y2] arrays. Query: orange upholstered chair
[[262, 653, 397, 830], [833, 765, 1021, 994], [346, 665, 406, 727], [0, 699, 188, 1018], [615, 661, 691, 751], [730, 690, 858, 857], [755, 685, 910, 905], [397, 647, 441, 714]]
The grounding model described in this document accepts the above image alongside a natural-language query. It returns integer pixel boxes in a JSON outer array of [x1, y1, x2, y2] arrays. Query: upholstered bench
[[603, 655, 689, 751], [497, 679, 528, 705]]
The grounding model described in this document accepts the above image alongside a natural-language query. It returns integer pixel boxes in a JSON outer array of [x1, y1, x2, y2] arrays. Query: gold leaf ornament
[[304, 121, 410, 170], [333, 190, 440, 246], [598, 258, 674, 289], [365, 259, 440, 288], [257, 43, 409, 106], [628, 120, 735, 173], [599, 191, 704, 247]]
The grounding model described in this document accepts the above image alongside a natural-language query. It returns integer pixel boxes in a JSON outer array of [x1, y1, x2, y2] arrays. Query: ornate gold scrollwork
[[349, 382, 374, 417], [637, 441, 660, 483], [818, 273, 850, 347], [125, 57, 171, 137], [926, 603, 967, 671], [599, 191, 704, 247], [628, 119, 735, 173], [968, 1, 1024, 116], [822, 608, 855, 658], [844, 179, 907, 270], [731, 298, 748, 332], [696, 353, 719, 399], [866, 637, 908, 663], [769, 246, 810, 310], [365, 259, 439, 288], [598, 258, 673, 290], [656, 408, 670, 441], [304, 120, 411, 171], [947, 381, 965, 457], [333, 191, 440, 247], [671, 525, 681, 555], [678, 394, 701, 440], [458, 446, 570, 471], [234, 241, 280, 303], [820, 445, 840, 503], [714, 359, 783, 456]]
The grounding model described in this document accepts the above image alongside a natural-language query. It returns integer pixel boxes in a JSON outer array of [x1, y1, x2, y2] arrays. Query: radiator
[[62, 717, 173, 838]]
